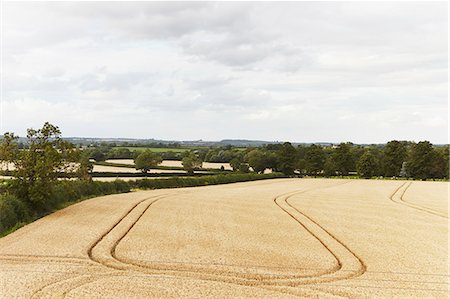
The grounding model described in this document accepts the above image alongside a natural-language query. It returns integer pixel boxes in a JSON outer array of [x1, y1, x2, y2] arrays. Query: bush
[[0, 194, 28, 233], [1, 179, 132, 235], [51, 180, 131, 208], [130, 173, 285, 190]]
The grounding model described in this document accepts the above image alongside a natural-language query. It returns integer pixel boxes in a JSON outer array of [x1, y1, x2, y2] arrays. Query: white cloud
[[2, 2, 448, 143]]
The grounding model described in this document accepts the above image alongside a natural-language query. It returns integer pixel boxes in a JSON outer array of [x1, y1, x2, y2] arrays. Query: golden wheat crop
[[0, 179, 447, 298]]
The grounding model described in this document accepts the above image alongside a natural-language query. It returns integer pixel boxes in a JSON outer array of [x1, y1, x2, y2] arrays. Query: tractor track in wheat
[[390, 182, 448, 218], [35, 183, 359, 298], [2, 179, 446, 298]]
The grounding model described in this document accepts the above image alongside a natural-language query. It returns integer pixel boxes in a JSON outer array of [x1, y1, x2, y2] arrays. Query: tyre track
[[0, 254, 97, 265], [28, 180, 374, 298], [31, 192, 314, 299], [54, 181, 355, 298], [29, 193, 170, 299], [272, 181, 367, 286], [1, 180, 440, 299], [105, 182, 348, 284], [109, 194, 337, 281], [390, 182, 448, 219], [91, 181, 360, 293]]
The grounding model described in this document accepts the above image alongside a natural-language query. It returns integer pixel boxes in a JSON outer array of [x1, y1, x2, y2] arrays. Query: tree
[[383, 140, 407, 177], [90, 149, 106, 162], [276, 142, 297, 175], [430, 147, 449, 179], [333, 143, 355, 175], [407, 141, 434, 180], [305, 144, 325, 175], [107, 148, 133, 159], [246, 149, 269, 174], [441, 146, 449, 179], [13, 122, 77, 210], [323, 157, 336, 177], [182, 153, 202, 175], [238, 163, 250, 173], [357, 151, 378, 178], [77, 151, 93, 180], [230, 158, 241, 171], [0, 132, 19, 171], [134, 150, 163, 173]]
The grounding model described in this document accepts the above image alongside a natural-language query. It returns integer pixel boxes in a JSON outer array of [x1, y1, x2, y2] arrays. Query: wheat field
[[0, 178, 448, 298]]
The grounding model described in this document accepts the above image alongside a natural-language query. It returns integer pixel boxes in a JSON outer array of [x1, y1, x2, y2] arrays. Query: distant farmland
[[116, 147, 191, 153], [115, 147, 248, 152]]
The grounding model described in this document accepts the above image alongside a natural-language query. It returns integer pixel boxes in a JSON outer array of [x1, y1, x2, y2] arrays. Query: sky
[[1, 1, 448, 144]]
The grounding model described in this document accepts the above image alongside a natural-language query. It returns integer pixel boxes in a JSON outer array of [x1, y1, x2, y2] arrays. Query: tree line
[[232, 141, 447, 180], [117, 140, 448, 180]]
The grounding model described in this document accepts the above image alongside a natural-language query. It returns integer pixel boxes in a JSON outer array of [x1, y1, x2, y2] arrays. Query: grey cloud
[[3, 2, 448, 143], [76, 71, 154, 93]]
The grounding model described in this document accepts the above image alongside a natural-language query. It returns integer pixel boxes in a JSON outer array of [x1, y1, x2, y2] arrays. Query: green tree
[[441, 146, 449, 179], [305, 144, 325, 175], [107, 148, 133, 159], [134, 150, 163, 173], [407, 141, 434, 180], [238, 163, 250, 173], [356, 151, 378, 178], [246, 149, 268, 174], [333, 143, 355, 175], [230, 158, 241, 171], [430, 147, 449, 179], [383, 140, 407, 177], [323, 157, 336, 177], [276, 142, 297, 175], [0, 132, 19, 171], [77, 151, 93, 180], [13, 122, 77, 210], [182, 153, 202, 175], [90, 148, 106, 162]]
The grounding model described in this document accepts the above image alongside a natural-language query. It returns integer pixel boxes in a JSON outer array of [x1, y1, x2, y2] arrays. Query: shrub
[[0, 194, 28, 233], [129, 173, 285, 190]]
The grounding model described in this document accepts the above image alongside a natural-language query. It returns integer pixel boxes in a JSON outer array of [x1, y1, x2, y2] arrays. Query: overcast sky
[[2, 2, 448, 143]]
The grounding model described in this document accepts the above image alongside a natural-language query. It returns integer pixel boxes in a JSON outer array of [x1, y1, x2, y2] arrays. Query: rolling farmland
[[105, 159, 233, 170], [115, 147, 191, 153], [0, 179, 448, 298]]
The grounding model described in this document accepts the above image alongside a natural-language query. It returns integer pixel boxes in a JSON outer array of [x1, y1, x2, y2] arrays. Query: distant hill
[[12, 136, 447, 148]]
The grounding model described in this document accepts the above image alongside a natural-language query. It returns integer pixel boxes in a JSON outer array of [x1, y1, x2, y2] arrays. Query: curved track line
[[0, 254, 97, 265], [109, 194, 336, 281], [24, 180, 432, 298], [61, 272, 349, 299], [39, 196, 330, 297], [283, 194, 367, 281], [390, 182, 448, 219], [29, 193, 169, 299], [28, 181, 365, 298], [31, 193, 314, 299], [96, 182, 357, 290], [62, 182, 355, 298], [272, 181, 367, 286], [107, 183, 348, 284], [87, 194, 170, 261]]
